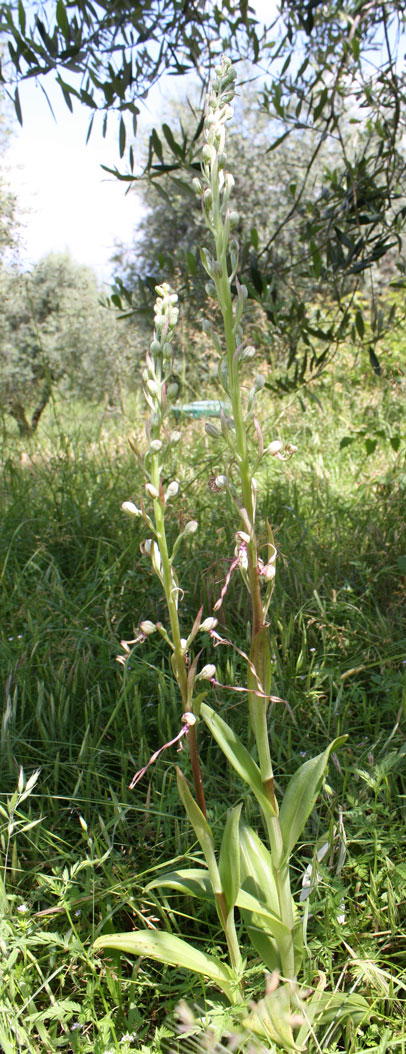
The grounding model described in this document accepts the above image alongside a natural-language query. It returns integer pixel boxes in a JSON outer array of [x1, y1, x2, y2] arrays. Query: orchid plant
[[94, 58, 367, 1047]]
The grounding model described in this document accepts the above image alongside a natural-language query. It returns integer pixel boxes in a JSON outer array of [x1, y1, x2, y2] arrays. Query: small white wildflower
[[215, 474, 228, 490], [139, 621, 156, 636], [197, 664, 216, 681], [17, 903, 28, 914], [165, 481, 179, 500], [145, 483, 159, 500], [266, 440, 283, 456], [122, 501, 142, 517], [182, 712, 196, 727], [200, 617, 218, 631], [183, 520, 198, 536]]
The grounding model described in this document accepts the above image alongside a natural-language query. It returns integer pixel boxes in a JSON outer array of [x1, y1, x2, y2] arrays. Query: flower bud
[[205, 282, 216, 297], [167, 382, 179, 398], [140, 620, 156, 635], [183, 520, 198, 536], [150, 339, 161, 354], [122, 501, 142, 517], [254, 374, 266, 391], [229, 210, 239, 228], [145, 482, 159, 500], [165, 481, 179, 500], [200, 617, 218, 632], [267, 440, 283, 455], [182, 711, 196, 727], [197, 664, 216, 681], [192, 177, 202, 194], [149, 439, 162, 453], [205, 422, 220, 438], [169, 430, 181, 445], [215, 474, 228, 490]]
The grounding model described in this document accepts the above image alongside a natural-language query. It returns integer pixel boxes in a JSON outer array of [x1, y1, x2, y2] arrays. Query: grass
[[0, 347, 405, 1052]]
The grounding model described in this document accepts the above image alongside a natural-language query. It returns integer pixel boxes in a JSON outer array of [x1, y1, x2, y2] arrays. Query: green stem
[[213, 211, 296, 982], [150, 452, 207, 818]]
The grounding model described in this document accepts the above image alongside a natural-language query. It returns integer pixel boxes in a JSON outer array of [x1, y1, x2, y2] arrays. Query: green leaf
[[309, 239, 322, 279], [14, 87, 23, 127], [200, 705, 275, 816], [147, 867, 213, 901], [396, 556, 406, 573], [340, 435, 355, 449], [176, 768, 220, 892], [186, 250, 197, 276], [56, 0, 69, 37], [365, 437, 377, 455], [94, 930, 236, 1001], [279, 737, 347, 861], [355, 308, 365, 338], [18, 0, 25, 34], [239, 824, 279, 916], [119, 116, 126, 158], [219, 804, 242, 913], [390, 435, 401, 452]]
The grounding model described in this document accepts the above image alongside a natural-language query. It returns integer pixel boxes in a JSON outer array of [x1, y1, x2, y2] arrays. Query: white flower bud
[[167, 382, 179, 398], [149, 439, 162, 453], [143, 539, 152, 554], [146, 378, 159, 396], [165, 481, 179, 500], [197, 664, 216, 681], [169, 430, 181, 445], [122, 501, 142, 517], [183, 520, 198, 536], [215, 474, 228, 490], [241, 345, 256, 361], [140, 620, 156, 635], [145, 483, 159, 500], [254, 374, 266, 391], [200, 617, 218, 632], [266, 440, 283, 455], [182, 711, 196, 726], [229, 211, 239, 228], [192, 177, 202, 193], [150, 339, 161, 354]]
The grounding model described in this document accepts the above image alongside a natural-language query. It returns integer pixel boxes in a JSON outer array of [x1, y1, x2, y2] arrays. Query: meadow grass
[[0, 349, 405, 1052]]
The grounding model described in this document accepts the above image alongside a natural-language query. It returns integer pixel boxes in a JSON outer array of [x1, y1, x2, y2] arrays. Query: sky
[[4, 0, 273, 284]]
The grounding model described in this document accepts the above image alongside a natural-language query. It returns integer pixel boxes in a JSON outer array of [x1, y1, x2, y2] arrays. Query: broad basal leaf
[[147, 867, 213, 902], [94, 930, 236, 1001]]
